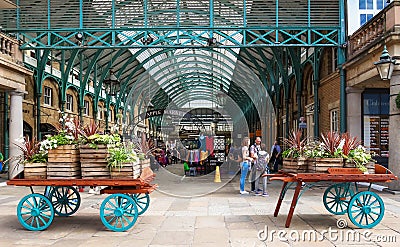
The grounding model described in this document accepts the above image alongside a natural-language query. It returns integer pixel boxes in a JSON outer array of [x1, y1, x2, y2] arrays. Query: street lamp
[[104, 69, 120, 96], [374, 45, 397, 80]]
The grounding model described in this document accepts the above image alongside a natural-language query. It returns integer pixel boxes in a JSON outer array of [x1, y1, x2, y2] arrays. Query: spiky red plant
[[15, 136, 41, 161], [320, 131, 342, 156], [341, 132, 361, 156], [283, 129, 307, 154]]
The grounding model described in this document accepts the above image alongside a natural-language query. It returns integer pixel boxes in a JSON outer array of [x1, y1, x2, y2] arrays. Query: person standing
[[239, 137, 253, 194], [270, 140, 282, 172], [249, 137, 262, 192]]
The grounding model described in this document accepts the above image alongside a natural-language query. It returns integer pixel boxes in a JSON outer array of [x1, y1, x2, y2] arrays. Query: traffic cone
[[214, 166, 221, 183]]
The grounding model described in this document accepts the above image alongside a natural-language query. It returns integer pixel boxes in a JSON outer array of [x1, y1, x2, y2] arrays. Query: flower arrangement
[[107, 143, 139, 171], [15, 136, 47, 163], [282, 130, 373, 172], [305, 131, 372, 172], [282, 130, 307, 158], [40, 112, 80, 152]]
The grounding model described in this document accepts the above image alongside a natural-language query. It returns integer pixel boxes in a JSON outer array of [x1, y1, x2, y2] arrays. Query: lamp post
[[104, 69, 120, 96], [374, 46, 397, 80], [374, 45, 400, 191]]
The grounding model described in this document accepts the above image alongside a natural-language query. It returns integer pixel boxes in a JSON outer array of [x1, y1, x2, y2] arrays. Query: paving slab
[[1, 174, 400, 246]]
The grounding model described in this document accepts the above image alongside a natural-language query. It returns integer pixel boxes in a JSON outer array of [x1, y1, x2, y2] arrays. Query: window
[[66, 94, 73, 111], [376, 0, 389, 9], [97, 106, 103, 120], [360, 14, 374, 26], [330, 109, 339, 133], [84, 100, 89, 116], [359, 0, 373, 9], [44, 86, 52, 106]]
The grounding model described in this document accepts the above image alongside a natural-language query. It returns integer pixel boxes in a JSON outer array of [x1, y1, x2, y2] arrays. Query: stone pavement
[[0, 170, 400, 247]]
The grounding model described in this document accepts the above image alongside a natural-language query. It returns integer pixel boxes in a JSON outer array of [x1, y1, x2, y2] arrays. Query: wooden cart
[[7, 168, 157, 232], [268, 164, 398, 229]]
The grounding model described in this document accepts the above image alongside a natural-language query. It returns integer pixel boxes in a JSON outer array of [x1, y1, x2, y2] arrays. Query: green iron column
[[36, 93, 41, 140], [313, 79, 319, 137], [339, 0, 347, 133]]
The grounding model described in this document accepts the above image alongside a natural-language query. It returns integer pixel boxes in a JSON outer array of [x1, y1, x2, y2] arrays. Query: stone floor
[[0, 167, 400, 247]]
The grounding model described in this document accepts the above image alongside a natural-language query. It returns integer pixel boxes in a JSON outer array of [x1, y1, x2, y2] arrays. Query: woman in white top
[[239, 137, 253, 194]]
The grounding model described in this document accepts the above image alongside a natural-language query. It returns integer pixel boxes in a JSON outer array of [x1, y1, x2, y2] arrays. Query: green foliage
[[83, 134, 121, 148], [28, 153, 48, 163], [396, 93, 400, 109], [282, 130, 307, 158], [343, 146, 372, 172], [282, 147, 301, 158], [15, 136, 47, 163], [107, 146, 139, 170]]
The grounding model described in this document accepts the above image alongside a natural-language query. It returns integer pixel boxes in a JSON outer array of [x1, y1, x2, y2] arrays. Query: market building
[[0, 0, 399, 189]]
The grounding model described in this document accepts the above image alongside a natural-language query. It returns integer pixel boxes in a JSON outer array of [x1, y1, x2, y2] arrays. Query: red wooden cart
[[7, 168, 157, 232], [267, 164, 398, 228]]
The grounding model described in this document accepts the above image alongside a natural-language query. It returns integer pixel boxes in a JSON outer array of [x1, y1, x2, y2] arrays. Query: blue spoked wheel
[[100, 194, 138, 232], [347, 191, 385, 228], [17, 193, 54, 231], [49, 186, 81, 216], [132, 193, 150, 215], [323, 183, 355, 215]]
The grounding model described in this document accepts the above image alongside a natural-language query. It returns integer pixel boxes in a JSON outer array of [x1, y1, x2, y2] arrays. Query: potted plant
[[282, 130, 308, 172], [341, 133, 373, 173], [42, 112, 82, 179], [108, 144, 140, 179], [15, 136, 47, 179], [79, 120, 122, 179]]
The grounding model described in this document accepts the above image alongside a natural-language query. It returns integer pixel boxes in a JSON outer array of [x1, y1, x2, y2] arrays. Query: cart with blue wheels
[[7, 170, 157, 232], [268, 164, 397, 228]]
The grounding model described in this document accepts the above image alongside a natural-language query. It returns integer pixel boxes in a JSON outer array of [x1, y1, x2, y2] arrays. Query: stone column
[[346, 87, 364, 139], [389, 69, 400, 190], [8, 91, 24, 179]]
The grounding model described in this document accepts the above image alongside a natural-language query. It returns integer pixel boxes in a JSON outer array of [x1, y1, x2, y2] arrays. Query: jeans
[[240, 161, 249, 191]]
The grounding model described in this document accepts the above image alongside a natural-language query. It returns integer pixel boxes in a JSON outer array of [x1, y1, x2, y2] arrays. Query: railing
[[347, 11, 386, 59], [0, 32, 21, 62], [348, 0, 400, 59]]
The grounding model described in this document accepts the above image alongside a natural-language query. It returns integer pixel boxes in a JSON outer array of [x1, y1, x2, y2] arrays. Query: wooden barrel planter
[[308, 158, 344, 173], [24, 163, 47, 179], [79, 144, 110, 179], [282, 157, 308, 173], [47, 145, 81, 179], [110, 162, 141, 179]]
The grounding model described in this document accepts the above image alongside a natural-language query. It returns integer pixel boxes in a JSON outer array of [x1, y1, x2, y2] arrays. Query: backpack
[[251, 145, 265, 172]]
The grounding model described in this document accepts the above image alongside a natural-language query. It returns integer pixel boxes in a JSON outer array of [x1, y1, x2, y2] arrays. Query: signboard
[[363, 116, 389, 157]]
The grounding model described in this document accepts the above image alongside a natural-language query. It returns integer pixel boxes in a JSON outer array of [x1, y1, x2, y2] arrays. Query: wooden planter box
[[47, 145, 81, 179], [24, 162, 46, 179], [110, 162, 141, 179], [344, 161, 375, 174], [308, 158, 344, 173], [140, 158, 151, 172], [282, 157, 308, 173], [79, 144, 110, 179]]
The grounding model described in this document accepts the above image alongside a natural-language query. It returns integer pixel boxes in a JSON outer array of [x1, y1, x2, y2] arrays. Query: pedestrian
[[249, 137, 261, 192], [250, 137, 269, 196], [270, 140, 282, 172], [239, 137, 253, 194]]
